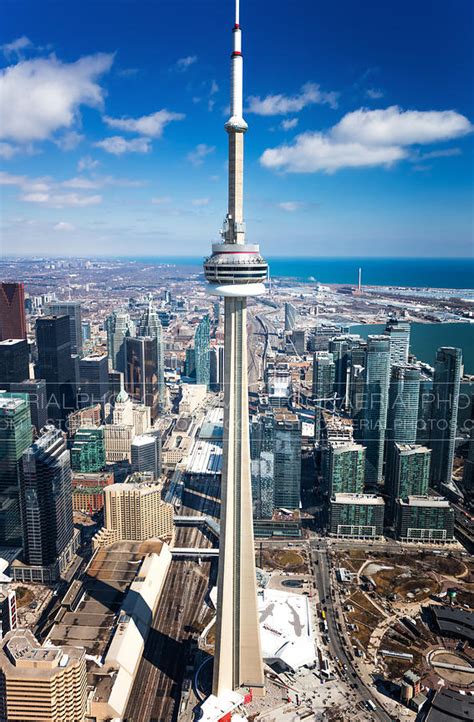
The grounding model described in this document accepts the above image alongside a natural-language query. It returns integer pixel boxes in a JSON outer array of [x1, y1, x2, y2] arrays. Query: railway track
[[124, 483, 220, 722]]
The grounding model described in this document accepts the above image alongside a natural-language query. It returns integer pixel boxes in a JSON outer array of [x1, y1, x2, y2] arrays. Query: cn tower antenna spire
[[235, 0, 240, 25]]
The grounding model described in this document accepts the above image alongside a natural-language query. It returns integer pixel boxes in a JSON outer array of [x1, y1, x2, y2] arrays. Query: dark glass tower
[[429, 346, 462, 488], [36, 315, 76, 427], [125, 336, 159, 420], [0, 339, 29, 388]]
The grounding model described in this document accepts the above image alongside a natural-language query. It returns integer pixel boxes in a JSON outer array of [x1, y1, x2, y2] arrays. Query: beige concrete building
[[104, 424, 134, 463], [0, 629, 86, 722], [93, 481, 174, 548]]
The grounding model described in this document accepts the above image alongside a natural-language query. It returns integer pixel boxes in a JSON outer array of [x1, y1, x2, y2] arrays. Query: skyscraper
[[44, 300, 83, 356], [194, 314, 211, 388], [385, 363, 421, 484], [0, 339, 29, 388], [210, 345, 224, 391], [284, 302, 297, 332], [131, 434, 162, 479], [136, 302, 165, 409], [0, 394, 33, 547], [0, 283, 26, 342], [106, 310, 135, 373], [385, 318, 410, 366], [356, 335, 391, 487], [430, 347, 462, 488], [71, 427, 105, 473], [78, 353, 109, 409], [386, 443, 431, 523], [19, 426, 76, 579], [203, 0, 267, 696], [250, 413, 275, 519], [312, 351, 335, 443], [125, 336, 159, 420], [273, 410, 302, 510], [9, 380, 47, 435], [36, 315, 76, 427], [325, 443, 365, 497]]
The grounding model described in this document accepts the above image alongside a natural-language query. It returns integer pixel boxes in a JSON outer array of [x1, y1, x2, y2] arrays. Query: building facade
[[0, 283, 26, 342], [430, 347, 462, 489]]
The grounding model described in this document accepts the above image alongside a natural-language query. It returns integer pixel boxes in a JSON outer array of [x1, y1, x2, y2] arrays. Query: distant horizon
[[2, 254, 473, 261]]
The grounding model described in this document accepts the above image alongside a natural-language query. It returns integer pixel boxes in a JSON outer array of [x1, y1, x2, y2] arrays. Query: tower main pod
[[203, 0, 267, 697]]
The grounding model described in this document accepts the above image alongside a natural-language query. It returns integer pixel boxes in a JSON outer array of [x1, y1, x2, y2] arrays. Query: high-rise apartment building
[[44, 300, 83, 356], [329, 493, 385, 538], [273, 410, 302, 510], [36, 315, 76, 427], [106, 310, 135, 373], [0, 394, 32, 547], [385, 363, 421, 484], [71, 427, 105, 473], [313, 351, 335, 443], [100, 481, 173, 544], [284, 302, 297, 332], [0, 283, 26, 342], [356, 335, 391, 487], [266, 362, 292, 408], [0, 340, 29, 388], [250, 414, 275, 518], [194, 314, 211, 389], [328, 336, 357, 408], [0, 629, 87, 722], [430, 347, 462, 488], [291, 329, 306, 355], [325, 443, 365, 497], [395, 496, 454, 542], [19, 427, 76, 579], [386, 443, 431, 523], [463, 427, 474, 496], [131, 434, 162, 479], [385, 318, 410, 366]]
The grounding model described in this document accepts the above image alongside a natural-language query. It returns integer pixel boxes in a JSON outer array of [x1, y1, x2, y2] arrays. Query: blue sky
[[0, 0, 473, 258]]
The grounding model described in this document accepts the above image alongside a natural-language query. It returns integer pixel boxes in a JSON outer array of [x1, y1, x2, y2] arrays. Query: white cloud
[[281, 118, 298, 131], [1, 36, 32, 59], [94, 136, 151, 155], [151, 196, 172, 205], [247, 82, 339, 115], [0, 142, 19, 159], [54, 130, 84, 150], [103, 109, 184, 138], [78, 155, 100, 172], [278, 201, 303, 212], [261, 132, 407, 173], [54, 221, 75, 231], [415, 147, 462, 160], [187, 143, 215, 165], [366, 88, 384, 99], [20, 191, 102, 207], [0, 171, 25, 186], [61, 176, 101, 189], [192, 197, 210, 206], [333, 106, 472, 146], [0, 52, 114, 143], [261, 106, 472, 174], [175, 55, 197, 71]]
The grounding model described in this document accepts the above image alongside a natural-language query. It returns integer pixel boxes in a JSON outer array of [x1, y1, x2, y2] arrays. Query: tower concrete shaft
[[204, 0, 266, 698]]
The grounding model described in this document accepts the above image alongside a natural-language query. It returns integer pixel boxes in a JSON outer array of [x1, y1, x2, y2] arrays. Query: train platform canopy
[[258, 588, 316, 671]]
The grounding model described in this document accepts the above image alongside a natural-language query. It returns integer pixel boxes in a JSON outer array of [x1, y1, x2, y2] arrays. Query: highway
[[124, 485, 219, 722], [311, 539, 392, 722]]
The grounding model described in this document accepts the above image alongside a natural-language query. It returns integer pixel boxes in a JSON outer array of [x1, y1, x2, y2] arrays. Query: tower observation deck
[[203, 0, 266, 699]]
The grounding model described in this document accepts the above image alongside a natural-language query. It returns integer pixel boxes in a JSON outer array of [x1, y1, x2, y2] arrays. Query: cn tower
[[204, 0, 267, 698]]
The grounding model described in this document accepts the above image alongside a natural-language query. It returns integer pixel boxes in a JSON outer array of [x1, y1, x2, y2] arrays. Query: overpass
[[171, 548, 219, 558], [174, 515, 220, 538]]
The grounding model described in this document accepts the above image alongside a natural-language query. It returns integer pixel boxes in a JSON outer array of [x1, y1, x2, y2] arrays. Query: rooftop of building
[[400, 495, 450, 508], [0, 338, 26, 346], [425, 687, 474, 722], [395, 443, 431, 454], [131, 434, 157, 447], [187, 440, 223, 475], [80, 353, 108, 362], [0, 628, 84, 677], [332, 493, 385, 505], [0, 394, 27, 411]]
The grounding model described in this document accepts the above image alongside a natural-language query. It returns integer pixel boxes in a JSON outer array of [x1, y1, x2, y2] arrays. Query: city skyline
[[1, 0, 473, 258]]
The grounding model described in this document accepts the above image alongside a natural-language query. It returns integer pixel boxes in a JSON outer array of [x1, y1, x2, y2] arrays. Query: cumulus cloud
[[366, 88, 384, 99], [187, 143, 215, 166], [77, 155, 100, 172], [103, 109, 184, 138], [261, 106, 472, 173], [278, 201, 303, 212], [1, 36, 32, 59], [332, 106, 472, 146], [0, 52, 114, 143], [281, 118, 298, 131], [54, 130, 84, 150], [20, 192, 101, 207], [415, 147, 462, 160], [247, 82, 338, 115], [175, 55, 197, 71], [0, 142, 19, 159], [94, 136, 151, 155], [54, 221, 75, 231]]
